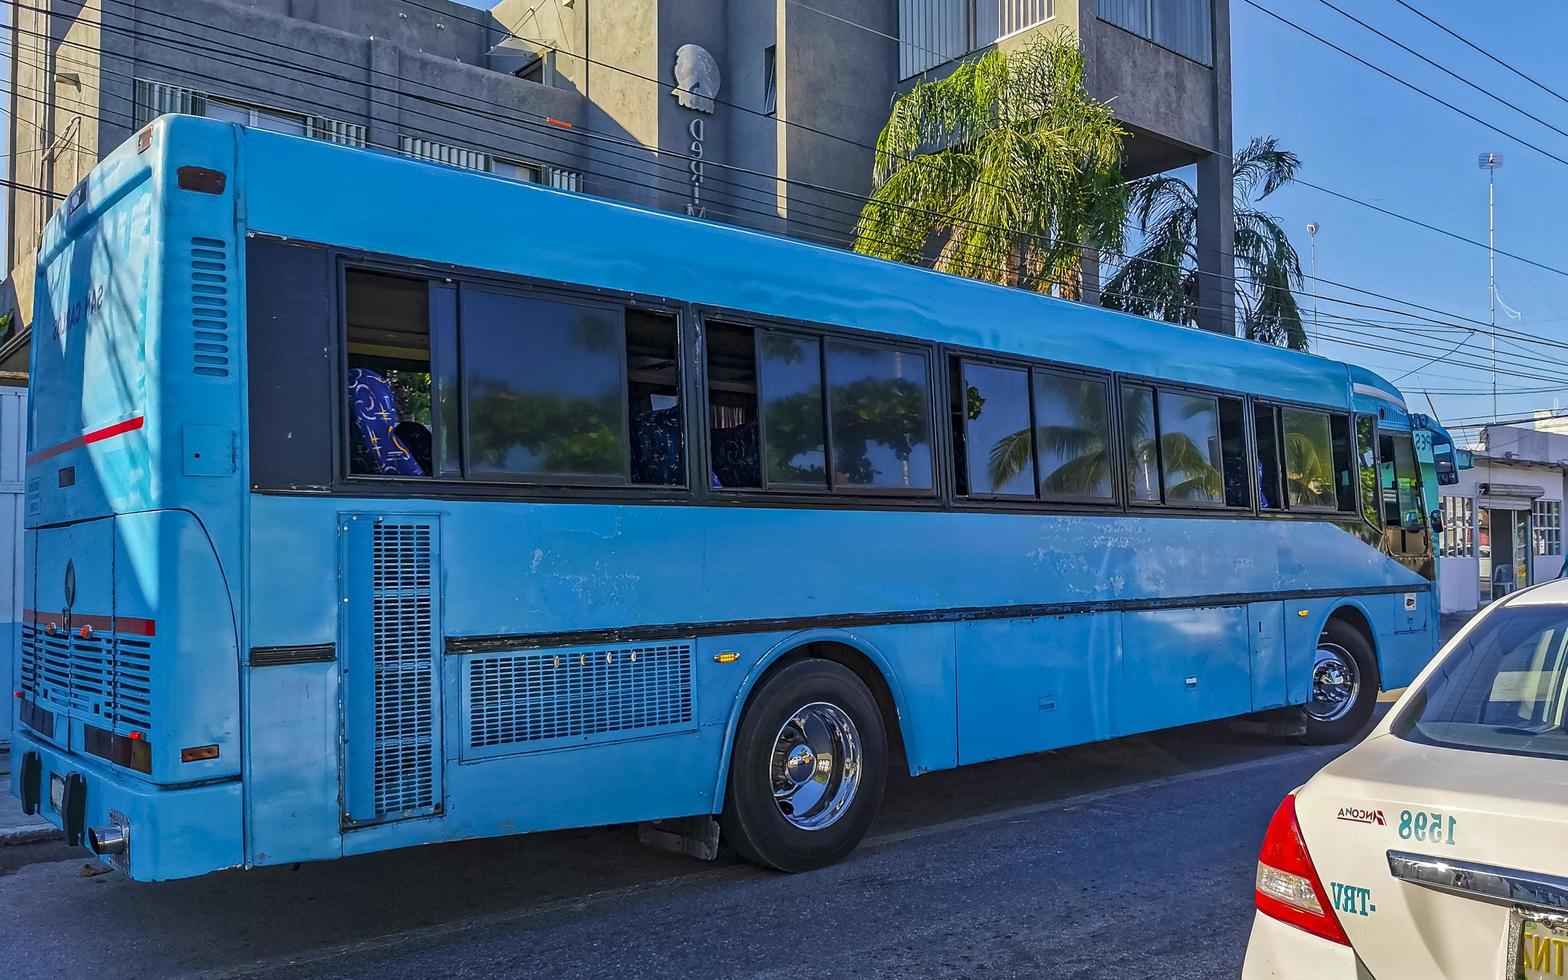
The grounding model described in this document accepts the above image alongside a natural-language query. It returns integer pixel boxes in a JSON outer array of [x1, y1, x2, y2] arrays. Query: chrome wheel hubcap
[[771, 702, 861, 831], [1306, 642, 1360, 722]]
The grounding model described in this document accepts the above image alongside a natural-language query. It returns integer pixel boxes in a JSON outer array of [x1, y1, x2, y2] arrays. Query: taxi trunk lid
[[1297, 734, 1568, 979]]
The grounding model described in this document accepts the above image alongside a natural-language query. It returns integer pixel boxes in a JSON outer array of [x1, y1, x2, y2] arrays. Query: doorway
[[1479, 506, 1531, 602]]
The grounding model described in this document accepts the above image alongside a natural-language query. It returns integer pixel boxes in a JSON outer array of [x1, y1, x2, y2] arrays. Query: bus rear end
[[10, 118, 245, 879]]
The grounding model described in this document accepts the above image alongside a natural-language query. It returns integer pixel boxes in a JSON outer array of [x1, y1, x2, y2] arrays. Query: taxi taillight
[[1255, 793, 1351, 946]]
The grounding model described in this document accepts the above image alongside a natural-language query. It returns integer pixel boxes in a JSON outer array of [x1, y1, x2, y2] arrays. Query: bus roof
[[184, 116, 1396, 411]]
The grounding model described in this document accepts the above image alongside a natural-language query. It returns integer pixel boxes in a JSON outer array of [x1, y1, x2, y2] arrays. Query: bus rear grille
[[16, 623, 154, 737], [190, 236, 231, 379], [465, 642, 695, 754], [370, 521, 436, 817], [113, 637, 154, 731]]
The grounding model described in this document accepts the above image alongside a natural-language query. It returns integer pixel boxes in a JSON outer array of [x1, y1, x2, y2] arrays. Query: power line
[[1391, 0, 1568, 114], [1312, 0, 1568, 146], [0, 7, 1445, 334], [17, 0, 1563, 382], [1241, 0, 1568, 169]]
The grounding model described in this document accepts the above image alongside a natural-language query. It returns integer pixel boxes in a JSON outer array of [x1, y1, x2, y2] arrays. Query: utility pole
[[1306, 222, 1319, 352], [1479, 152, 1503, 422]]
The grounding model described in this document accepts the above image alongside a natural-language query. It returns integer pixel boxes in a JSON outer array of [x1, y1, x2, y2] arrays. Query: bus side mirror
[[1429, 510, 1444, 535]]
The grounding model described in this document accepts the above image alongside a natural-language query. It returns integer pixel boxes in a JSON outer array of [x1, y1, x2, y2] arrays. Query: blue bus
[[10, 117, 1438, 880]]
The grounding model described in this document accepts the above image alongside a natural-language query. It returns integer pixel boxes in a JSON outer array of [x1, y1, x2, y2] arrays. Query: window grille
[[898, 0, 1055, 79], [132, 77, 365, 146], [1534, 499, 1562, 556]]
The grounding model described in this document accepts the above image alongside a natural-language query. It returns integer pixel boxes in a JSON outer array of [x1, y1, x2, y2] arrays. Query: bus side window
[[1356, 414, 1382, 528], [824, 339, 934, 492], [627, 309, 684, 487], [1253, 405, 1283, 510], [705, 322, 761, 489], [953, 358, 1035, 498], [345, 269, 434, 478], [1330, 415, 1356, 512], [1381, 431, 1425, 530], [1217, 396, 1248, 508], [759, 332, 827, 489], [460, 288, 628, 484]]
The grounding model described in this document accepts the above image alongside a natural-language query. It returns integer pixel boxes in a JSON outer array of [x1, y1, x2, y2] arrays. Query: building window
[[1441, 496, 1475, 558], [763, 45, 778, 115], [1534, 499, 1562, 556], [1096, 0, 1214, 66], [132, 79, 367, 146], [400, 135, 490, 172], [203, 96, 307, 137], [492, 158, 546, 184], [898, 0, 1055, 78]]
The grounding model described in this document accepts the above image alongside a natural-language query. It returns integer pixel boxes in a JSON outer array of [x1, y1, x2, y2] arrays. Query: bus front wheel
[[1296, 619, 1379, 745], [721, 659, 888, 872]]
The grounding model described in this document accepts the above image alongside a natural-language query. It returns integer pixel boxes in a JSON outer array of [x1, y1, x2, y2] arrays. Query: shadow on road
[[0, 709, 1372, 980]]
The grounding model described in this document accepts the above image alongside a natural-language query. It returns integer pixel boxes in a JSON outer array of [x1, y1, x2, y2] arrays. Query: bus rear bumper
[[8, 731, 244, 881]]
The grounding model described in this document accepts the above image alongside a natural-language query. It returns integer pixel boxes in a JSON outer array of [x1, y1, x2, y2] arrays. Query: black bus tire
[[1297, 619, 1380, 745], [720, 659, 888, 873]]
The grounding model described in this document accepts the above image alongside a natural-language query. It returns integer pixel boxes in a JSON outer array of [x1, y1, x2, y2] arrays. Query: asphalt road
[[0, 713, 1368, 980]]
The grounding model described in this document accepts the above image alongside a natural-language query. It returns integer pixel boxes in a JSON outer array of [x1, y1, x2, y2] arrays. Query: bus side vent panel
[[113, 637, 154, 731], [17, 624, 154, 744], [463, 642, 696, 759], [189, 236, 231, 379], [353, 518, 442, 822]]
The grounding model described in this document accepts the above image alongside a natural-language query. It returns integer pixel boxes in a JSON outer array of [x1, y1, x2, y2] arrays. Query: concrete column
[[367, 37, 400, 152], [1195, 0, 1234, 336], [1079, 247, 1102, 305], [1195, 153, 1235, 335]]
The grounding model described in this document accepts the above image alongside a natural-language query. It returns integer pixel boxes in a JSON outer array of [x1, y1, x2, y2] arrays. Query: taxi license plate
[[48, 773, 64, 811], [1511, 911, 1568, 979]]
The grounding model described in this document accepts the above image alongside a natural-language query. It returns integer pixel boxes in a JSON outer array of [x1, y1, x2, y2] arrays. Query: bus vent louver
[[370, 521, 437, 817], [17, 623, 39, 698], [17, 624, 154, 739], [465, 642, 695, 755], [189, 236, 231, 378], [112, 637, 154, 731]]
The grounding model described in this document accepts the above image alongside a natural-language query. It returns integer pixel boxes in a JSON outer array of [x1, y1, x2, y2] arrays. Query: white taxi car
[[1243, 579, 1568, 979]]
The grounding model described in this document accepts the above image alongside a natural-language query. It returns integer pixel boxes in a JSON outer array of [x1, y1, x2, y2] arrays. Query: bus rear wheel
[[721, 659, 888, 872], [1296, 619, 1379, 745]]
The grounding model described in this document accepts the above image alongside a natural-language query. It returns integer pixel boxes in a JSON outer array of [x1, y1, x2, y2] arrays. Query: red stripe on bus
[[27, 415, 145, 465], [24, 609, 155, 637]]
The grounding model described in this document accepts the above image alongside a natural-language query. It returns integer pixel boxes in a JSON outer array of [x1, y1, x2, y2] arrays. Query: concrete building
[[1436, 424, 1568, 615], [2, 0, 1235, 374], [0, 0, 1233, 741]]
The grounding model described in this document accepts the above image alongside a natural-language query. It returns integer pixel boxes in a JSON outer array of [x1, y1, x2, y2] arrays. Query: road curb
[[0, 823, 64, 846]]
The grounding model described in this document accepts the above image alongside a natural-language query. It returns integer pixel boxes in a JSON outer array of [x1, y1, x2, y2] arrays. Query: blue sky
[[8, 1, 1567, 441], [1228, 1, 1568, 440]]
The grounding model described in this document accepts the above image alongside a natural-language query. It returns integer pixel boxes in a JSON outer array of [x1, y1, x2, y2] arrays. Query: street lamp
[[1479, 152, 1503, 422], [1305, 222, 1319, 353]]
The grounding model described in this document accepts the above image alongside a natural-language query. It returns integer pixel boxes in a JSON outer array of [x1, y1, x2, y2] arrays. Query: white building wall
[[1437, 437, 1568, 614], [0, 388, 24, 745]]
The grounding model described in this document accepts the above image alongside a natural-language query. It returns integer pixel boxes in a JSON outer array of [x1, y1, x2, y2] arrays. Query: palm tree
[[1102, 137, 1308, 349], [852, 29, 1128, 298]]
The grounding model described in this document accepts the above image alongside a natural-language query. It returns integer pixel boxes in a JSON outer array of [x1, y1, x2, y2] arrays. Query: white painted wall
[[1438, 450, 1567, 615]]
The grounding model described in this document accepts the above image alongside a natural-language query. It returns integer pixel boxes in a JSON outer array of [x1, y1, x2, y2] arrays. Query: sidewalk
[[0, 746, 63, 845]]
